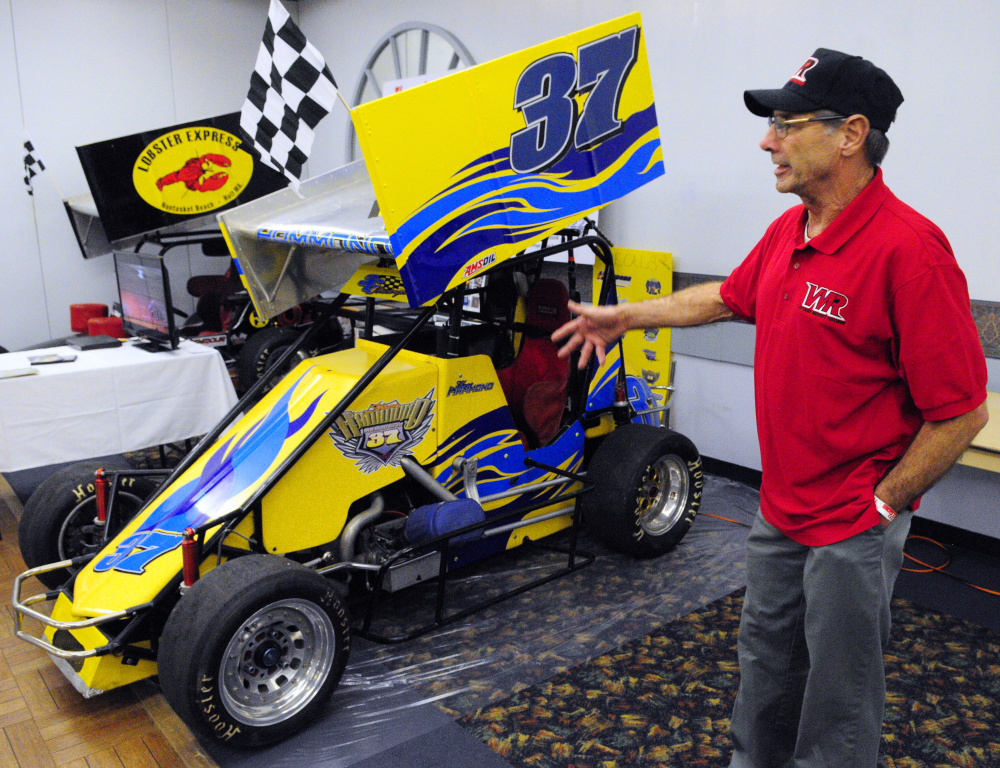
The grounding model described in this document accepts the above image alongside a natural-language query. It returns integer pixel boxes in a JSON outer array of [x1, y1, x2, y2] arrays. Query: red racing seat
[[497, 278, 571, 446]]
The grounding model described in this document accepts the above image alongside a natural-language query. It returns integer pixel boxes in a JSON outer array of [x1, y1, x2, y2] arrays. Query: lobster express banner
[[77, 112, 287, 243], [353, 13, 663, 307]]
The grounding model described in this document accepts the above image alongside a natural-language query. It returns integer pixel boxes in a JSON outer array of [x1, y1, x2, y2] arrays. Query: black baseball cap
[[744, 48, 904, 132]]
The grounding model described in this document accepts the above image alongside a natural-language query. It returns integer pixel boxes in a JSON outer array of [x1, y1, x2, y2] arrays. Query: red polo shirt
[[720, 169, 987, 546]]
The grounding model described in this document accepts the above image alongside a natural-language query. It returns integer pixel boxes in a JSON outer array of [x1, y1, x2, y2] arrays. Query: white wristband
[[874, 494, 897, 522]]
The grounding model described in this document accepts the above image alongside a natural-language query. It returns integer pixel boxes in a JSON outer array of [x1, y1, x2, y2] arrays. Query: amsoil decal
[[801, 282, 848, 323], [463, 253, 496, 278], [132, 127, 254, 215], [329, 389, 435, 474]]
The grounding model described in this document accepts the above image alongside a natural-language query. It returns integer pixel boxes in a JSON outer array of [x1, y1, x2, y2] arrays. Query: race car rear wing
[[217, 159, 392, 323], [216, 12, 663, 323]]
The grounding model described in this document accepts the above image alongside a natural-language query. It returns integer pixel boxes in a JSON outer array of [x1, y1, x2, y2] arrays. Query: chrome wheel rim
[[636, 454, 689, 536], [220, 598, 336, 726]]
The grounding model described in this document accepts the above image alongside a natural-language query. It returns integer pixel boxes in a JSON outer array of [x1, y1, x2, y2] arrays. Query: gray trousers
[[728, 510, 912, 768]]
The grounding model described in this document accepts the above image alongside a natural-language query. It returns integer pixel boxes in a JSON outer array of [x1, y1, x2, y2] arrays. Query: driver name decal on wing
[[329, 389, 435, 474], [256, 226, 392, 254]]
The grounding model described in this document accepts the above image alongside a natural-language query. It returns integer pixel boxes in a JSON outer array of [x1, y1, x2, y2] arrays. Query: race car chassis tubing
[[12, 233, 621, 660]]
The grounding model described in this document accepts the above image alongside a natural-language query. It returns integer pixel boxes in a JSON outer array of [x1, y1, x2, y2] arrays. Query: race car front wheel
[[581, 424, 703, 557], [18, 460, 159, 588], [158, 555, 350, 748]]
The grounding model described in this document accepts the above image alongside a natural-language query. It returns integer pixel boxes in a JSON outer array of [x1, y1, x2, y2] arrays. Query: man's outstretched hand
[[551, 300, 629, 369]]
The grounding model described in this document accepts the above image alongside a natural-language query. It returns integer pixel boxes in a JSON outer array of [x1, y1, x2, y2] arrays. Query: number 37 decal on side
[[511, 27, 639, 174]]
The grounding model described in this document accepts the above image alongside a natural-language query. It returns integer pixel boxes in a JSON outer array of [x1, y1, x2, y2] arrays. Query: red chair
[[497, 279, 571, 446], [70, 304, 108, 335], [87, 316, 124, 338]]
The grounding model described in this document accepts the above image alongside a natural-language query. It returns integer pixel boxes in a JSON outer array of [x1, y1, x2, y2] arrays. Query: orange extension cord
[[702, 515, 1000, 597], [901, 535, 1000, 597]]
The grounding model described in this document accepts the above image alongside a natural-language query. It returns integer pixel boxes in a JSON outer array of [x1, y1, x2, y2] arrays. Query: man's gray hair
[[815, 109, 890, 167]]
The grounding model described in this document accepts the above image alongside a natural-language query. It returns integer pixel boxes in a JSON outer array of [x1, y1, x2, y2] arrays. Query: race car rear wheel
[[158, 555, 350, 748], [18, 460, 159, 588], [581, 424, 702, 557]]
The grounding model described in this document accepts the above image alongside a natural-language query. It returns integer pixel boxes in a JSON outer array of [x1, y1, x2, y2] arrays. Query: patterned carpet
[[459, 591, 1000, 768]]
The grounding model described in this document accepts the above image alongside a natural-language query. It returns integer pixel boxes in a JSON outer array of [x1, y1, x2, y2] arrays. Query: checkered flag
[[23, 133, 45, 196], [240, 0, 339, 190]]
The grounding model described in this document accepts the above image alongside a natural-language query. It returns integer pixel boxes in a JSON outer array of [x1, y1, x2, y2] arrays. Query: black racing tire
[[235, 326, 299, 393], [158, 555, 350, 748], [235, 320, 345, 394], [581, 424, 703, 558], [18, 460, 160, 588]]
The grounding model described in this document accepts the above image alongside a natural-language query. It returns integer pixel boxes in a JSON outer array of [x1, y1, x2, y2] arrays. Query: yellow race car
[[14, 229, 701, 748], [13, 13, 698, 749]]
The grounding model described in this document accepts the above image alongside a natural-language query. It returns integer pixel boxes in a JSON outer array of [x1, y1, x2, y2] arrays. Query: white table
[[0, 340, 238, 472]]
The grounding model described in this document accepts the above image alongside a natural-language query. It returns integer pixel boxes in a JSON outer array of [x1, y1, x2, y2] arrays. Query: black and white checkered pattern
[[23, 135, 45, 196], [239, 0, 338, 189]]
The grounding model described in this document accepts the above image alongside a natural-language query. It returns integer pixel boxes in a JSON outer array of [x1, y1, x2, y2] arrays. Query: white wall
[[671, 354, 760, 471], [1, 0, 279, 350]]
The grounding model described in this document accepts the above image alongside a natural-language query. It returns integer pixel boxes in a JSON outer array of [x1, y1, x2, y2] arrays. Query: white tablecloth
[[0, 340, 238, 472]]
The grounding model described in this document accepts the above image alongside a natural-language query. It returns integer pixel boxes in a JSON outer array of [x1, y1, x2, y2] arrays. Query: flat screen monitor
[[114, 251, 179, 352]]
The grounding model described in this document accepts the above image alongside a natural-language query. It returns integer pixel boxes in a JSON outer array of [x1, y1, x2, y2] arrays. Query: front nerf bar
[[12, 557, 153, 659]]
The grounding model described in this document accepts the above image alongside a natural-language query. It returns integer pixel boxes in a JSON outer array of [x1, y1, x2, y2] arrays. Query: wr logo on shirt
[[801, 282, 848, 323]]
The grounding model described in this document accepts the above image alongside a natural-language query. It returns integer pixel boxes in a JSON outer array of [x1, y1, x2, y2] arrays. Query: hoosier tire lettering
[[158, 555, 350, 748], [580, 424, 702, 558], [18, 460, 159, 588]]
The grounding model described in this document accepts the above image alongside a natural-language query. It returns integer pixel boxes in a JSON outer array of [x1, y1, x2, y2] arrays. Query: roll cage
[[14, 228, 635, 658]]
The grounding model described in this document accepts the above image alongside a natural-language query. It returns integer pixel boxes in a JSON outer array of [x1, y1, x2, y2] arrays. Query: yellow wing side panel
[[597, 247, 673, 387]]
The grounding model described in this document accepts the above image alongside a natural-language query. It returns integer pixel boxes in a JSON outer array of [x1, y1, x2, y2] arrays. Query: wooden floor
[[0, 476, 220, 768]]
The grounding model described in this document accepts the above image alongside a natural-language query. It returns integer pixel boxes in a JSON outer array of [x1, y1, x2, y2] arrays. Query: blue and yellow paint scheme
[[37, 334, 631, 692], [350, 13, 661, 308], [22, 12, 669, 698]]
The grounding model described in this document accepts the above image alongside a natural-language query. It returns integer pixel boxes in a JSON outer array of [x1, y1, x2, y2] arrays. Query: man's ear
[[840, 114, 870, 158]]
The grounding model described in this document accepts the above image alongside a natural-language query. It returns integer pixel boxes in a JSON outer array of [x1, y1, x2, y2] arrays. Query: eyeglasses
[[767, 114, 845, 138]]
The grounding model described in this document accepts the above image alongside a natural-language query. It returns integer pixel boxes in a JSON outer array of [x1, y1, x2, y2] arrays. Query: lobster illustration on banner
[[157, 154, 232, 192]]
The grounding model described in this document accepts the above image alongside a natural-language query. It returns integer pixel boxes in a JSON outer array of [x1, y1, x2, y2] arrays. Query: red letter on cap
[[790, 57, 818, 85]]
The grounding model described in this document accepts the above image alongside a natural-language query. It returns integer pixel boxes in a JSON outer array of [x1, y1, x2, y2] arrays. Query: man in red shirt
[[553, 48, 988, 766]]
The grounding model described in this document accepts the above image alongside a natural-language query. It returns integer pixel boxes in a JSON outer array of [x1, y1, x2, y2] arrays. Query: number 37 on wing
[[511, 26, 640, 173], [354, 14, 662, 307]]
